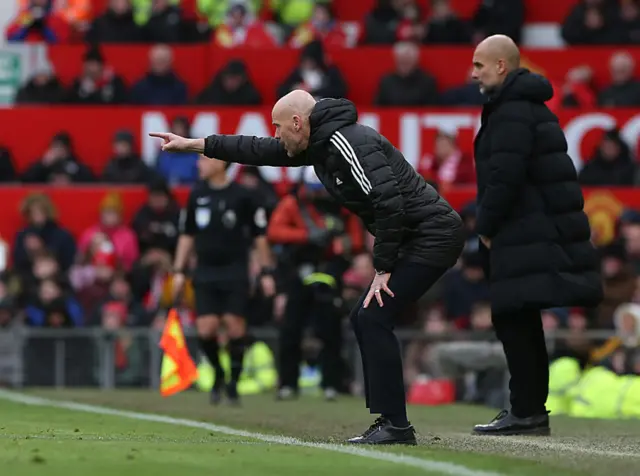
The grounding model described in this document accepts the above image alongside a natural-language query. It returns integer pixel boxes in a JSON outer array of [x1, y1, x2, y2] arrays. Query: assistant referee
[[173, 155, 275, 405]]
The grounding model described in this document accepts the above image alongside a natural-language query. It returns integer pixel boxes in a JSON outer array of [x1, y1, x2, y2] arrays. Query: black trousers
[[279, 276, 343, 390], [349, 261, 447, 416], [492, 308, 549, 417]]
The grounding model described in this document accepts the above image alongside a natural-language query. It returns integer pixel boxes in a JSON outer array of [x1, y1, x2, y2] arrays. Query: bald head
[[273, 89, 317, 118], [471, 35, 520, 94], [272, 89, 317, 157], [477, 35, 520, 70]]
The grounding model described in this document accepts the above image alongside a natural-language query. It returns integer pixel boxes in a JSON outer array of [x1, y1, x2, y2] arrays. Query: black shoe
[[226, 381, 240, 406], [348, 417, 417, 445], [473, 410, 550, 436], [210, 380, 224, 405]]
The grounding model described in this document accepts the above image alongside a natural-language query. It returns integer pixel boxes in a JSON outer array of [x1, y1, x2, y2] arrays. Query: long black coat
[[474, 69, 602, 314]]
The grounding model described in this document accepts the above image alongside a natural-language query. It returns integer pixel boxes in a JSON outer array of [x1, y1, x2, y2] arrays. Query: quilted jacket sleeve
[[204, 134, 312, 167], [476, 106, 533, 238], [353, 144, 405, 272]]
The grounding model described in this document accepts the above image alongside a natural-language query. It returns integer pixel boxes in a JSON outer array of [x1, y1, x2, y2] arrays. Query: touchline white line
[[0, 390, 503, 476]]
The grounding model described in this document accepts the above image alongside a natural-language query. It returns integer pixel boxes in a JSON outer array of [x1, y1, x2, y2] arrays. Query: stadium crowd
[[1, 0, 640, 411]]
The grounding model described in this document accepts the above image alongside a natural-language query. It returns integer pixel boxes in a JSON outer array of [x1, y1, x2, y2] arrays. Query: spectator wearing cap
[[417, 130, 475, 190], [195, 59, 262, 106], [155, 117, 200, 184], [67, 46, 128, 105], [213, 3, 277, 48], [13, 193, 77, 272], [6, 0, 71, 43], [442, 251, 490, 324], [374, 42, 438, 107], [578, 128, 636, 186], [597, 240, 636, 328], [277, 40, 347, 100], [86, 0, 144, 43], [22, 132, 94, 184], [15, 61, 67, 104], [102, 130, 156, 184], [130, 44, 188, 105], [78, 192, 140, 272], [289, 3, 347, 49], [131, 178, 181, 255]]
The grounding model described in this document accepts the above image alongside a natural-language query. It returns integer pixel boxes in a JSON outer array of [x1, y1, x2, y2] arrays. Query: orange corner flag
[[159, 309, 198, 397]]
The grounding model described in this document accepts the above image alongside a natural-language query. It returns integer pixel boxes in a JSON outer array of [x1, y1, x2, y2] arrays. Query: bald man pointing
[[151, 90, 465, 445], [470, 35, 602, 436]]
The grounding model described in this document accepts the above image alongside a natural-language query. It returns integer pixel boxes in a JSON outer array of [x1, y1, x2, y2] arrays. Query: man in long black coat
[[470, 35, 602, 436]]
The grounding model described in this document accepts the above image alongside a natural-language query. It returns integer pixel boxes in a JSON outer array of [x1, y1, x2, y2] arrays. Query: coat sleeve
[[475, 109, 533, 239], [204, 134, 313, 167], [341, 140, 404, 272]]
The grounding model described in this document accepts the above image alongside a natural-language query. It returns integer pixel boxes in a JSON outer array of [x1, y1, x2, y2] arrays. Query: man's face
[[272, 109, 308, 157], [471, 47, 505, 94], [197, 155, 227, 179], [610, 54, 634, 85], [150, 48, 172, 75]]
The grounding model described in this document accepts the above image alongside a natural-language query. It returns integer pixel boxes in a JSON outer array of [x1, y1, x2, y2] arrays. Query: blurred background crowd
[[1, 0, 640, 415]]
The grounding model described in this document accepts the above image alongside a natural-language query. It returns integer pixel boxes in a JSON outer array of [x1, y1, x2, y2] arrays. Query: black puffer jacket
[[204, 98, 464, 271], [474, 68, 602, 314]]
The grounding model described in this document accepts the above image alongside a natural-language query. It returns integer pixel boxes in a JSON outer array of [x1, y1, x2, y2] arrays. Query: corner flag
[[159, 309, 198, 397]]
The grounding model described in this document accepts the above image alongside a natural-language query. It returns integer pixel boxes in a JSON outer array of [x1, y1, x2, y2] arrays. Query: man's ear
[[293, 115, 301, 131]]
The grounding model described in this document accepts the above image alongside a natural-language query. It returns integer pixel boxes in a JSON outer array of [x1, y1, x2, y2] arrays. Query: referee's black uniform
[[201, 98, 465, 445], [180, 179, 268, 401]]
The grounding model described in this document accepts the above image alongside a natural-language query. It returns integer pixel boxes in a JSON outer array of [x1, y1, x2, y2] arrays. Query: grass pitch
[[0, 389, 639, 476]]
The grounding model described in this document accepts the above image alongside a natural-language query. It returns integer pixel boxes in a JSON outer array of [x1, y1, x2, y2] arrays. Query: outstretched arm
[[149, 132, 311, 167]]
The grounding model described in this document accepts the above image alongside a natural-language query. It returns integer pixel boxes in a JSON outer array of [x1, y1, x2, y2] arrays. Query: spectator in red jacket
[[417, 131, 475, 189], [6, 0, 70, 43], [560, 66, 598, 108]]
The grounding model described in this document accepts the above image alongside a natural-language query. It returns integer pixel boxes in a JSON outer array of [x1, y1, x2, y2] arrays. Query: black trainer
[[347, 417, 417, 445], [473, 409, 550, 436]]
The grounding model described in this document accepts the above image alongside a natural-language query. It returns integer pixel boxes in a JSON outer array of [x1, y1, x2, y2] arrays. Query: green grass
[[0, 389, 638, 476]]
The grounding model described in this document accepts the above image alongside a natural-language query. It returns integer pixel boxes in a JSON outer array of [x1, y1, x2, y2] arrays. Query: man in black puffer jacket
[[150, 90, 465, 446], [470, 35, 603, 436]]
